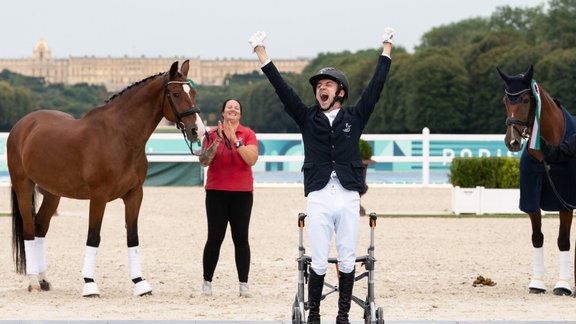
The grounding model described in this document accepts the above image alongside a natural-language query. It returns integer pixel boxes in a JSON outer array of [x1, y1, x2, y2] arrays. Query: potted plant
[[359, 139, 375, 216]]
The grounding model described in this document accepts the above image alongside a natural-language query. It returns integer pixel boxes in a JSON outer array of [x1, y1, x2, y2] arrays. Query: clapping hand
[[222, 119, 238, 142]]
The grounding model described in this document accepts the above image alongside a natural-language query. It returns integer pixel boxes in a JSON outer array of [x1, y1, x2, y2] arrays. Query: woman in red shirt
[[198, 99, 258, 297]]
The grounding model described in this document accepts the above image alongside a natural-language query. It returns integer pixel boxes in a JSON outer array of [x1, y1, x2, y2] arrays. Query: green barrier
[[145, 162, 202, 186]]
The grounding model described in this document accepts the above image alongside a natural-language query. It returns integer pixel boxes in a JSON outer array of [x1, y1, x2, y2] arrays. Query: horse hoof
[[28, 284, 41, 292], [40, 280, 52, 291], [528, 279, 546, 294], [82, 282, 100, 297], [553, 280, 573, 296], [553, 287, 572, 296], [133, 280, 152, 296]]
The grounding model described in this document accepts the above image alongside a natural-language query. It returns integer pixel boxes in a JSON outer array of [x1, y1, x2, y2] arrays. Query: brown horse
[[498, 65, 574, 296], [7, 60, 205, 296]]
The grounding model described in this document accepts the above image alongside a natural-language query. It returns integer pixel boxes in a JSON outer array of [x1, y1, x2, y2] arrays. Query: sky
[[0, 0, 547, 60]]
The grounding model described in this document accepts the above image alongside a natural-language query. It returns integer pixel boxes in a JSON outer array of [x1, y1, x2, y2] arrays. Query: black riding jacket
[[261, 55, 392, 196]]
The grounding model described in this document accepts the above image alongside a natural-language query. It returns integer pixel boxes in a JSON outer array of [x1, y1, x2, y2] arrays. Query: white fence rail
[[1, 128, 515, 187]]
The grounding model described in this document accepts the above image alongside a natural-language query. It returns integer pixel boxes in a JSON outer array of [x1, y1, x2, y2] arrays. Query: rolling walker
[[291, 212, 385, 324]]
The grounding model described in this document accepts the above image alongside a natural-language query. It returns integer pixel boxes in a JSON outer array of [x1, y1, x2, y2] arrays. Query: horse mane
[[542, 86, 563, 110], [105, 72, 164, 103]]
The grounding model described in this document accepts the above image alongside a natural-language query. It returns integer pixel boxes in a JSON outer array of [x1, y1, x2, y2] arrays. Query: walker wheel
[[376, 306, 385, 324]]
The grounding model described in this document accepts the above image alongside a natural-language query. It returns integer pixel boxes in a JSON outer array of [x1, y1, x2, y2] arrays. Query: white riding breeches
[[306, 176, 360, 275]]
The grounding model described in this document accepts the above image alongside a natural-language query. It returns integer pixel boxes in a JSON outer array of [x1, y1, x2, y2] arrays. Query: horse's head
[[497, 65, 535, 152], [163, 60, 206, 143]]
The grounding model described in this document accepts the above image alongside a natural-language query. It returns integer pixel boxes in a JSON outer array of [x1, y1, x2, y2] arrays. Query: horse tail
[[11, 187, 33, 274]]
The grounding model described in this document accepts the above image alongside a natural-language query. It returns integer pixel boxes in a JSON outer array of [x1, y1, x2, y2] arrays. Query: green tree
[[399, 48, 470, 133], [489, 4, 544, 45], [196, 72, 267, 126], [0, 81, 35, 131], [535, 48, 576, 112], [419, 18, 491, 49], [0, 69, 46, 92], [539, 0, 576, 49], [367, 50, 412, 133], [240, 73, 303, 133]]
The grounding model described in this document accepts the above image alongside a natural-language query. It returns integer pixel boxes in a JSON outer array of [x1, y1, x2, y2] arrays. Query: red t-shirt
[[202, 124, 258, 191]]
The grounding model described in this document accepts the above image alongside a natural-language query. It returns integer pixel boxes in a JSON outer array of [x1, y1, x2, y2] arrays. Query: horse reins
[[542, 160, 576, 210], [162, 73, 201, 155]]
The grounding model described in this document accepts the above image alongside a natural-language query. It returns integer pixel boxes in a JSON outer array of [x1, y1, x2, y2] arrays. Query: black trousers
[[203, 190, 253, 283]]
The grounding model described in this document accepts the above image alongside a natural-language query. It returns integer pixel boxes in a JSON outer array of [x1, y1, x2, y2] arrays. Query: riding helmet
[[309, 67, 350, 103]]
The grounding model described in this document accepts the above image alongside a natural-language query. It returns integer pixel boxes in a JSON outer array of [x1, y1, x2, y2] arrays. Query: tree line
[[2, 0, 576, 134], [0, 70, 108, 131]]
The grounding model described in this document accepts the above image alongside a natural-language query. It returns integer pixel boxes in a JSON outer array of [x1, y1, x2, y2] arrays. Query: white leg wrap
[[128, 246, 142, 279], [35, 237, 47, 274], [532, 247, 544, 278], [82, 282, 100, 297], [82, 246, 98, 279], [559, 251, 571, 280], [529, 247, 546, 291], [38, 272, 48, 282], [24, 240, 39, 275], [133, 280, 152, 296]]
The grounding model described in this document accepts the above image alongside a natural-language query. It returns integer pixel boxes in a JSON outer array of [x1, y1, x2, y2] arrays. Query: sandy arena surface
[[1, 185, 575, 321]]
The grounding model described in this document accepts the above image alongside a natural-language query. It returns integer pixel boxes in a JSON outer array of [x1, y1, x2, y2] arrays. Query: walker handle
[[369, 212, 377, 228], [298, 213, 307, 228]]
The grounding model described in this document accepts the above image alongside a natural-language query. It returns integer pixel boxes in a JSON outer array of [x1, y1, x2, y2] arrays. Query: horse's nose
[[507, 138, 521, 152], [188, 128, 198, 141]]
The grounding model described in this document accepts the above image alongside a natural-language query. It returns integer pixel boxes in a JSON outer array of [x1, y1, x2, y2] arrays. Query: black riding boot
[[307, 268, 325, 324], [336, 269, 355, 324]]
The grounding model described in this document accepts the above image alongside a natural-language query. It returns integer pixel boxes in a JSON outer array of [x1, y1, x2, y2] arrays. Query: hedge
[[448, 157, 520, 189]]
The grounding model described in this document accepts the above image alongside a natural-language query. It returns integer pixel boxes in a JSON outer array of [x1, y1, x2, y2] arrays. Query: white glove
[[382, 27, 395, 44], [248, 31, 267, 50]]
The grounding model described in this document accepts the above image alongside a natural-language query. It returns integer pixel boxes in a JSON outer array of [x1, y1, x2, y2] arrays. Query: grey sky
[[0, 0, 546, 60]]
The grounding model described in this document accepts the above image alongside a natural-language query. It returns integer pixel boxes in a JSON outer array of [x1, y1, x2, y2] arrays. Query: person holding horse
[[249, 28, 394, 323], [540, 135, 576, 163], [198, 98, 258, 297]]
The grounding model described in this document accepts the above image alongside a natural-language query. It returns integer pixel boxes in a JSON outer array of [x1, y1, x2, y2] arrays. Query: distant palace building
[[0, 38, 309, 92]]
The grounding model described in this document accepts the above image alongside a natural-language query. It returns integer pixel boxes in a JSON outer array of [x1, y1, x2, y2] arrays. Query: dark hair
[[221, 98, 242, 113]]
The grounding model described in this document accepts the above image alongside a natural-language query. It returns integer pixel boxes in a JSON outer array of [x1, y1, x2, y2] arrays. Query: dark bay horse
[[7, 60, 205, 296], [498, 65, 574, 296]]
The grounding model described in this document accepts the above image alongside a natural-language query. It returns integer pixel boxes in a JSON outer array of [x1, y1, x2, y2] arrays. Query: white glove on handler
[[248, 31, 267, 51], [382, 27, 395, 44]]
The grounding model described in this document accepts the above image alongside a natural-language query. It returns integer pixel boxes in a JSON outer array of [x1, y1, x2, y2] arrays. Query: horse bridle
[[504, 89, 534, 140], [162, 73, 201, 127], [162, 73, 202, 154]]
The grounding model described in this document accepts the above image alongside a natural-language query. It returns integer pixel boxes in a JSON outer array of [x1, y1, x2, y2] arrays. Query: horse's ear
[[169, 61, 179, 78], [181, 60, 190, 78], [496, 66, 510, 82], [525, 65, 534, 82]]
